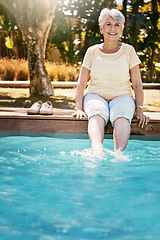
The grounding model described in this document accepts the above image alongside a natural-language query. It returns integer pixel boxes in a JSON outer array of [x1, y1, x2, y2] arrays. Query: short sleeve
[[82, 47, 93, 70], [129, 45, 141, 69]]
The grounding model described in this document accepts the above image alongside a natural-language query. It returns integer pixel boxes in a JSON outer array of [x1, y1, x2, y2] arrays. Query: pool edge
[[0, 108, 160, 136]]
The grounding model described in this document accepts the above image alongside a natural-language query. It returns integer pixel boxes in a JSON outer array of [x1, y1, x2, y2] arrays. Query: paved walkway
[[0, 107, 159, 136]]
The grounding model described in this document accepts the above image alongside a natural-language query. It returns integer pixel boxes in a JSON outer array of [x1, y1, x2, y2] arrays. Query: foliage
[[0, 0, 159, 83], [0, 58, 28, 81], [0, 58, 80, 82], [48, 0, 160, 82], [0, 4, 27, 58], [0, 0, 59, 96], [48, 0, 115, 64], [122, 0, 160, 82]]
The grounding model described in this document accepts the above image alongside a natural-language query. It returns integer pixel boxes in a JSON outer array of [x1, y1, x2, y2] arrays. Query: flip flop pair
[[27, 101, 53, 115]]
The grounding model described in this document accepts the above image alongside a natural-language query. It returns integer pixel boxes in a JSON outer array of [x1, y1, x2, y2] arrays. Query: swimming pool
[[0, 133, 160, 240]]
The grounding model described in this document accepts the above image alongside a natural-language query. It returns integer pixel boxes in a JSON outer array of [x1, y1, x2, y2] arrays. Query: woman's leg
[[88, 115, 105, 150], [83, 93, 109, 150], [109, 95, 135, 151], [113, 117, 130, 151]]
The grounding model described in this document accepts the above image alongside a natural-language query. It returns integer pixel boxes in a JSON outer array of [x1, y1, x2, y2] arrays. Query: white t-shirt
[[82, 42, 141, 100]]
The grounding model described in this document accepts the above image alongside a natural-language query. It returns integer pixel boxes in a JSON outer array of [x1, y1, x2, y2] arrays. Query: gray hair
[[98, 8, 125, 29]]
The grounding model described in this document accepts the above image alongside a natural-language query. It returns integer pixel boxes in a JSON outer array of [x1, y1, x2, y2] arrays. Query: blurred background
[[0, 0, 159, 84]]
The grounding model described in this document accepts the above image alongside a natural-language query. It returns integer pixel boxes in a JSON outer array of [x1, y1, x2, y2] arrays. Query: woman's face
[[100, 16, 123, 40]]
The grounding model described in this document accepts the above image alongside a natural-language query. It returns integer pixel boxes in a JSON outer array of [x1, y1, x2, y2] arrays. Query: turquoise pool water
[[0, 133, 160, 240]]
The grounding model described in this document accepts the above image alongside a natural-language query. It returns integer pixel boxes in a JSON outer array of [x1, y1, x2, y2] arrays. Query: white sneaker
[[39, 101, 53, 115], [27, 101, 42, 115]]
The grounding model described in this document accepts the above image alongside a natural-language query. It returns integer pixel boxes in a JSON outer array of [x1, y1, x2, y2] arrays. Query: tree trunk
[[23, 0, 57, 96], [27, 34, 53, 96], [0, 0, 58, 96]]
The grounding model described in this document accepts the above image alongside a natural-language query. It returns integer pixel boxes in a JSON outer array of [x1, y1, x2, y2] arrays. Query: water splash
[[109, 148, 132, 162], [70, 148, 132, 162]]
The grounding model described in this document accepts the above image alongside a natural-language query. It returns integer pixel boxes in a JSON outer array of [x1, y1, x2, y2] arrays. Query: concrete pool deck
[[0, 107, 160, 136]]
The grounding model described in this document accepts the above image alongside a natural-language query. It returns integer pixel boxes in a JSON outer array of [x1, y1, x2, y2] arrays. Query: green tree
[[122, 0, 160, 82], [0, 0, 58, 96], [0, 4, 27, 58], [50, 0, 159, 82], [49, 0, 116, 64], [47, 6, 79, 64]]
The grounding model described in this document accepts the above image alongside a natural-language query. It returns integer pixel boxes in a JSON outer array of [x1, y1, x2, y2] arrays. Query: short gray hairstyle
[[98, 8, 125, 29]]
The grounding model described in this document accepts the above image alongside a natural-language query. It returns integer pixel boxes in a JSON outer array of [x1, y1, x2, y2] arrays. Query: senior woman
[[73, 8, 150, 152]]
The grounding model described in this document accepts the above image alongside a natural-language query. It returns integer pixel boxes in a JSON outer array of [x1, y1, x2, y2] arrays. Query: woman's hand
[[72, 109, 87, 119], [135, 109, 150, 128]]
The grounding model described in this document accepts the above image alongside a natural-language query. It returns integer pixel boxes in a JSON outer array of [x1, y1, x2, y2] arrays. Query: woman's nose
[[111, 25, 115, 31]]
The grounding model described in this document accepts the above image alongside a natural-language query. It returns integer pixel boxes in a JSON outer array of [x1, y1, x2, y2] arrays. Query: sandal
[[27, 101, 42, 115], [39, 101, 53, 115]]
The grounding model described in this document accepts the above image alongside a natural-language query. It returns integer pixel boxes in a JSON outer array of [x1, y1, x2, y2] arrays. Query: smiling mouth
[[108, 33, 117, 35]]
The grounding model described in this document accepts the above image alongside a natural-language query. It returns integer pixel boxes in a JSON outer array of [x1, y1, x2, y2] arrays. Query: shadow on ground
[[0, 94, 75, 109]]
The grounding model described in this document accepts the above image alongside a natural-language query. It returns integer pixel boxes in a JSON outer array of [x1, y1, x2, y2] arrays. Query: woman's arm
[[73, 66, 90, 119], [130, 65, 150, 128]]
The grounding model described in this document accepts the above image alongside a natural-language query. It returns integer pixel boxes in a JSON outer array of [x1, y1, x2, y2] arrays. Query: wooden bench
[[0, 107, 159, 136]]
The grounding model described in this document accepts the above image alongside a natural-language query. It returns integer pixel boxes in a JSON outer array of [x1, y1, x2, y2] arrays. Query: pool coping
[[0, 107, 160, 136]]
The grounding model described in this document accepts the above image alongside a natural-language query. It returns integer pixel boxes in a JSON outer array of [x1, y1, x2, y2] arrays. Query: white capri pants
[[83, 93, 135, 126]]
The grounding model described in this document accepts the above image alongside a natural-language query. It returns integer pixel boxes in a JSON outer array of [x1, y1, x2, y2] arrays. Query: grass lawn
[[0, 87, 160, 112]]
